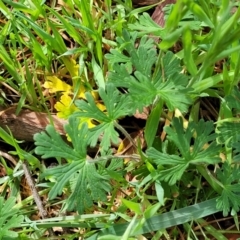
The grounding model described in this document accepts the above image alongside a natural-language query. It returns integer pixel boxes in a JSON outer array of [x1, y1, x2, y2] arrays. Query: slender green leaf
[[87, 198, 219, 239]]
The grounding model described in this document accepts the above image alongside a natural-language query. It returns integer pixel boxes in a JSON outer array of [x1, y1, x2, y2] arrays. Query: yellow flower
[[95, 102, 106, 112], [44, 76, 72, 93], [79, 117, 96, 129], [54, 94, 98, 129], [55, 94, 78, 119], [44, 60, 106, 129], [44, 76, 93, 100]]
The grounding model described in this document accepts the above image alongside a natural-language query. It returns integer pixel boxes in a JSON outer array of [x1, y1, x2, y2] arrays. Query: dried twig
[[22, 160, 54, 236], [0, 150, 17, 165]]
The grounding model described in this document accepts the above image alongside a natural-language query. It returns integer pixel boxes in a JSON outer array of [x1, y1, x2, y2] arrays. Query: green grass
[[0, 0, 240, 239]]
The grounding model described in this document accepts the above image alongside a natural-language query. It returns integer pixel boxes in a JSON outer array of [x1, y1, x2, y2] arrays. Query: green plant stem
[[87, 154, 141, 163], [114, 121, 138, 149]]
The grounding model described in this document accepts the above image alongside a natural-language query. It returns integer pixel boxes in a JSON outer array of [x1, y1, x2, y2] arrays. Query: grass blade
[[87, 197, 219, 239]]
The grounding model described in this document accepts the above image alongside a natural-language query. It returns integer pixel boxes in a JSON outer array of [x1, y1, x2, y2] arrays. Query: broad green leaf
[[122, 199, 142, 215]]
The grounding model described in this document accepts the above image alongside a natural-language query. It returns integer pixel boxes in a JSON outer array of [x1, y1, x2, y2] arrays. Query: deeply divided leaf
[[216, 163, 240, 216], [147, 118, 221, 185], [107, 31, 192, 112], [35, 117, 113, 213], [74, 84, 133, 151]]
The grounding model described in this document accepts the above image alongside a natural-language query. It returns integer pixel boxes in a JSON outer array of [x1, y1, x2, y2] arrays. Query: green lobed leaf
[[164, 118, 220, 161], [74, 84, 133, 151], [225, 86, 240, 111], [107, 32, 192, 112], [217, 121, 240, 148], [216, 163, 240, 216], [34, 118, 88, 160], [66, 163, 111, 214], [41, 161, 84, 200], [128, 12, 167, 37], [35, 116, 119, 213], [147, 118, 221, 185], [35, 121, 114, 213]]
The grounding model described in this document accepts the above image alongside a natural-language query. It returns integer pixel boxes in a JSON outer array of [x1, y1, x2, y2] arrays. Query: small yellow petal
[[75, 85, 87, 99], [79, 117, 96, 129], [96, 102, 106, 111], [55, 94, 78, 119], [64, 58, 79, 78], [44, 76, 72, 93], [91, 91, 99, 100]]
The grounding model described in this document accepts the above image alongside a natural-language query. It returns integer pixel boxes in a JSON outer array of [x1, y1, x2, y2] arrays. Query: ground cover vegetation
[[0, 0, 240, 239]]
